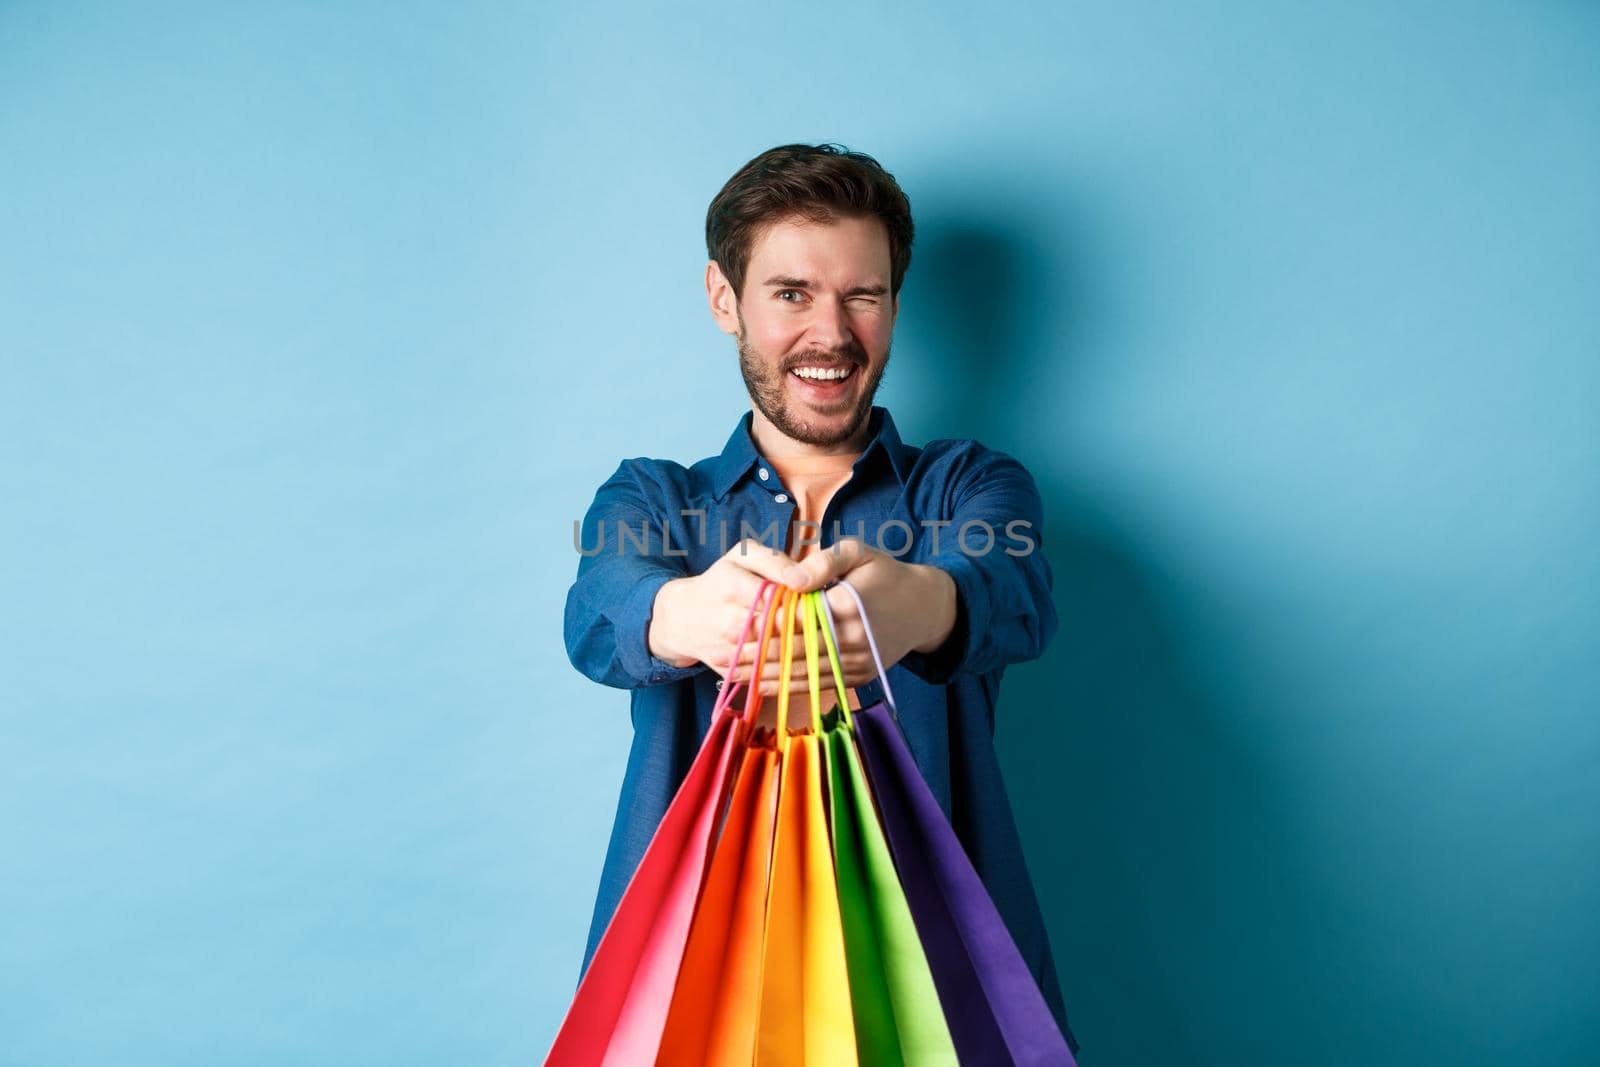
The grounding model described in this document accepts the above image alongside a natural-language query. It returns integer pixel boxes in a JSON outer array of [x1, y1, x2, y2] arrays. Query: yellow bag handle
[[776, 587, 859, 743], [800, 591, 825, 734]]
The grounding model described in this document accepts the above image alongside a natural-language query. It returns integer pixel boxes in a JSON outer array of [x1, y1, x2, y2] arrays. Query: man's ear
[[706, 260, 739, 335]]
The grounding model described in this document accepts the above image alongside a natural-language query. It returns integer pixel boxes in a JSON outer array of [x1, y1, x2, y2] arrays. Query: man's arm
[[781, 443, 1059, 690], [896, 444, 1059, 684], [564, 460, 803, 691], [563, 460, 705, 689]]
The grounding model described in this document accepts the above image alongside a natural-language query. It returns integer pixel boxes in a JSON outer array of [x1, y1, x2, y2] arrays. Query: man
[[563, 142, 1080, 1054]]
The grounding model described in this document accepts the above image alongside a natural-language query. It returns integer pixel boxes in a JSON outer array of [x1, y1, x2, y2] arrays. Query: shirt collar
[[713, 404, 911, 500]]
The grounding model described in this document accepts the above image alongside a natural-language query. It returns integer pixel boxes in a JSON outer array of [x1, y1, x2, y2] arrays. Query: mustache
[[784, 349, 866, 370]]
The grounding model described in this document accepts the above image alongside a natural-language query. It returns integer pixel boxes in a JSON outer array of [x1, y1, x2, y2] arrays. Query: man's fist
[[806, 539, 959, 691], [646, 535, 960, 712], [646, 537, 801, 676]]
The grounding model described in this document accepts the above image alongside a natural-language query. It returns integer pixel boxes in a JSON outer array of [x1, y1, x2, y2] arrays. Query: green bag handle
[[807, 590, 855, 730], [780, 586, 865, 738]]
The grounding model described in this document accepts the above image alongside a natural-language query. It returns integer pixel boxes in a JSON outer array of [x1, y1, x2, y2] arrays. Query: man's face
[[718, 214, 896, 447]]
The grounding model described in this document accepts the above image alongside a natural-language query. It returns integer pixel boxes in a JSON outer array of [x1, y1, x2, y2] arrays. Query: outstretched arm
[[782, 445, 1058, 688], [562, 461, 700, 689], [563, 460, 802, 690]]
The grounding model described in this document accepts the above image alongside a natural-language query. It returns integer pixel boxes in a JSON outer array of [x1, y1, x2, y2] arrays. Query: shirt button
[[774, 493, 789, 503], [758, 468, 770, 481]]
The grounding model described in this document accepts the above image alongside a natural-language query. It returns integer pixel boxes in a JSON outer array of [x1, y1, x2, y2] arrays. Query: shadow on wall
[[907, 213, 1341, 1067]]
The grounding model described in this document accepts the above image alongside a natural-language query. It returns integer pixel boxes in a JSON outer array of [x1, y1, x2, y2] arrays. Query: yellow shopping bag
[[755, 587, 858, 1066]]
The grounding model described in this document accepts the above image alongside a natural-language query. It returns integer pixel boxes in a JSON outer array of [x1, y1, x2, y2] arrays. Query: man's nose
[[808, 296, 855, 351]]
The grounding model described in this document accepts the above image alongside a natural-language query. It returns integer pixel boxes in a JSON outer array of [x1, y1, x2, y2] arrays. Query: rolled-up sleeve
[[563, 460, 706, 689], [898, 445, 1059, 685]]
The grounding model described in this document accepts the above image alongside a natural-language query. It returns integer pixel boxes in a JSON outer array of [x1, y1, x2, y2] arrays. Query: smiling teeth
[[793, 366, 852, 381]]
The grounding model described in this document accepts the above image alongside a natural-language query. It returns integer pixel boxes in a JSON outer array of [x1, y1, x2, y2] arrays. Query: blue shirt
[[562, 404, 1080, 1054]]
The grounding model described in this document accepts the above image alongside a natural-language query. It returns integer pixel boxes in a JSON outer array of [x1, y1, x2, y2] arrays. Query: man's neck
[[749, 406, 874, 458]]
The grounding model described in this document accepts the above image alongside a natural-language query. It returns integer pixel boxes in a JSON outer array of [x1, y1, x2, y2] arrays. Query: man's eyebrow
[[761, 275, 889, 298]]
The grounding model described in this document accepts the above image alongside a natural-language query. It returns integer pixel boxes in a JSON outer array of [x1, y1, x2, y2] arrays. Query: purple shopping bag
[[821, 581, 1079, 1067]]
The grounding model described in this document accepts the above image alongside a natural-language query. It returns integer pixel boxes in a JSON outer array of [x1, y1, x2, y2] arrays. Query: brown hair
[[705, 142, 915, 302]]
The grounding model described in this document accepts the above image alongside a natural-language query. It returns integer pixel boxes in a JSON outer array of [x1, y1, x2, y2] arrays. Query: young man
[[564, 142, 1080, 1054]]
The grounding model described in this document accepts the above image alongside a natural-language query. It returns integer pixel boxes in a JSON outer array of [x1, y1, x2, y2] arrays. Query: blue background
[[2, 2, 1595, 1064]]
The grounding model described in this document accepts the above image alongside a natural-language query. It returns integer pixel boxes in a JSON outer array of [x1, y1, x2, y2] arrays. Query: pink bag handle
[[737, 582, 783, 724], [817, 578, 900, 720], [711, 579, 776, 720]]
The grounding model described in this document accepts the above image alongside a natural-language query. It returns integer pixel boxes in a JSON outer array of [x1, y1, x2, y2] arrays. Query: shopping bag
[[656, 584, 786, 1066], [820, 580, 1079, 1067], [754, 586, 858, 1065], [545, 580, 778, 1067], [809, 591, 959, 1066]]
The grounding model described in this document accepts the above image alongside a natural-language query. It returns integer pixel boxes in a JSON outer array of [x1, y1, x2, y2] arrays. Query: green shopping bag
[[800, 591, 959, 1066]]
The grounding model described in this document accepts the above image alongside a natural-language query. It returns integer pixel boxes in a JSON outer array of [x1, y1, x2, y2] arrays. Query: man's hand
[[646, 537, 804, 679], [648, 535, 960, 703], [771, 537, 959, 694]]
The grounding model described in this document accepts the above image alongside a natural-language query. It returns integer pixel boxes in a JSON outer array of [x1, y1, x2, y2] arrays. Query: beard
[[735, 308, 890, 447]]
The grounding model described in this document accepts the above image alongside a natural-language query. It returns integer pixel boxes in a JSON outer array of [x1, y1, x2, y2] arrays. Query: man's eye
[[777, 290, 804, 303]]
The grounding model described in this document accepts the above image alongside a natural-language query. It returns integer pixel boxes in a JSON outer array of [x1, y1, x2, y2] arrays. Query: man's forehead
[[746, 214, 891, 281]]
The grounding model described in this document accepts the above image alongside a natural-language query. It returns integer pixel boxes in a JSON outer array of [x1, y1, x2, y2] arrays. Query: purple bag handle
[[816, 578, 899, 720]]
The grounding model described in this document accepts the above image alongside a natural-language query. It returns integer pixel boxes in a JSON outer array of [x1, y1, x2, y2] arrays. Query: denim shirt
[[562, 405, 1079, 1053]]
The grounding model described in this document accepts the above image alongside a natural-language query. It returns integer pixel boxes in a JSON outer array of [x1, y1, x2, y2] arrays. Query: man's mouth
[[788, 362, 858, 384]]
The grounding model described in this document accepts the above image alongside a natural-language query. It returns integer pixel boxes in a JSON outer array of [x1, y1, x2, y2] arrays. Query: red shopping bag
[[545, 581, 779, 1066]]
